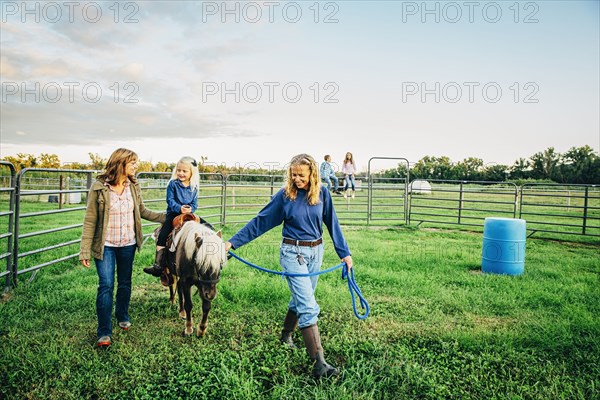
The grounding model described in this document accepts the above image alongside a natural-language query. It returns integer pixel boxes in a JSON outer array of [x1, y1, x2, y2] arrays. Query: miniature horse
[[163, 220, 227, 337]]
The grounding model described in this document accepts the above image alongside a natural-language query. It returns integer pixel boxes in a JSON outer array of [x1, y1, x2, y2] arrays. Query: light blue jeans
[[344, 174, 356, 191], [322, 174, 339, 191], [94, 244, 136, 338], [280, 242, 324, 329]]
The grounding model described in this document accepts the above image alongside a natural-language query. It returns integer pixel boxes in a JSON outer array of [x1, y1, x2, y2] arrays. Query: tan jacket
[[79, 179, 166, 261]]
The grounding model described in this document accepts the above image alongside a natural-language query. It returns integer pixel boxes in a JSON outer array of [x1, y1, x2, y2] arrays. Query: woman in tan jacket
[[80, 148, 165, 347]]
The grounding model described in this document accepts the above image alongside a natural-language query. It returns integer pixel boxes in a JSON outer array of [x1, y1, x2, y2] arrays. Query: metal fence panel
[[520, 183, 600, 237], [367, 157, 410, 225], [409, 180, 518, 227], [0, 161, 16, 291], [13, 168, 97, 286]]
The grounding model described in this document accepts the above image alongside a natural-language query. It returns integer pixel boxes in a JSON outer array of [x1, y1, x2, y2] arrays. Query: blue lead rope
[[341, 266, 371, 320], [227, 251, 370, 320]]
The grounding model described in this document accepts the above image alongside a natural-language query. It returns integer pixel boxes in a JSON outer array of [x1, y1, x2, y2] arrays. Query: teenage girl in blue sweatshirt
[[225, 153, 353, 378]]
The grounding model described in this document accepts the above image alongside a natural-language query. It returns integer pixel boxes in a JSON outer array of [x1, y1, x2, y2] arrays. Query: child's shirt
[[320, 161, 335, 178], [342, 162, 356, 175], [166, 179, 198, 214]]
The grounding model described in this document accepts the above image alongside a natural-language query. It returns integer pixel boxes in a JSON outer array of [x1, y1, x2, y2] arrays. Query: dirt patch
[[1, 291, 12, 303], [465, 313, 515, 329]]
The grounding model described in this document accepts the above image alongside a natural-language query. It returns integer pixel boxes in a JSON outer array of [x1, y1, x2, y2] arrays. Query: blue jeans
[[94, 244, 136, 338], [280, 242, 324, 329], [344, 174, 356, 191], [322, 174, 339, 191]]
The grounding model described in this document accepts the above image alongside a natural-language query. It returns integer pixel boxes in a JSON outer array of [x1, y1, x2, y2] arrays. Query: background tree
[[509, 158, 530, 180], [137, 161, 153, 173], [455, 157, 484, 180], [412, 156, 453, 180], [529, 147, 559, 180], [154, 162, 170, 173], [88, 153, 105, 170], [1, 153, 38, 171], [63, 161, 90, 170], [39, 153, 61, 169], [482, 164, 509, 181], [558, 145, 600, 183]]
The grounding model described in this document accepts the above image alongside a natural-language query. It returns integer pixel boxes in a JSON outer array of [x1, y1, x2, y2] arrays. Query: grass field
[[1, 223, 599, 399]]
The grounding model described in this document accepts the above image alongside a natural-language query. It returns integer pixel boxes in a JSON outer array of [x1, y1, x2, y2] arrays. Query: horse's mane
[[178, 222, 226, 276]]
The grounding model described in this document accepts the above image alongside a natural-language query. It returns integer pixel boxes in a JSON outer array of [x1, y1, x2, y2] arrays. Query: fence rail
[[1, 164, 598, 292], [520, 183, 600, 237]]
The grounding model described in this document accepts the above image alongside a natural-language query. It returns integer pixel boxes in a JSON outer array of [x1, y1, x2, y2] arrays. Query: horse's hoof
[[182, 329, 193, 337], [196, 328, 206, 337], [179, 311, 186, 319]]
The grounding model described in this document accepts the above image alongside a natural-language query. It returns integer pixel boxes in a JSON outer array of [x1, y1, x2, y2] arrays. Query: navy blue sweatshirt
[[229, 187, 351, 258], [166, 179, 198, 214]]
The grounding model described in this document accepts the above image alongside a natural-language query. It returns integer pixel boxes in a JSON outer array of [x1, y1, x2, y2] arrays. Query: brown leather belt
[[282, 238, 323, 247]]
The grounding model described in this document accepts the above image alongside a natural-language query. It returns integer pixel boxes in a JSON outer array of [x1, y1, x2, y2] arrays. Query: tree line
[[2, 145, 599, 184], [0, 152, 286, 181], [374, 145, 599, 184]]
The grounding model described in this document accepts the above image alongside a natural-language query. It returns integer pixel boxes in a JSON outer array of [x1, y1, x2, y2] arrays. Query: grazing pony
[[164, 220, 227, 337]]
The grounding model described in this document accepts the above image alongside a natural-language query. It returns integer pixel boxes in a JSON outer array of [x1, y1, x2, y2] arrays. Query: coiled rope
[[228, 251, 370, 320]]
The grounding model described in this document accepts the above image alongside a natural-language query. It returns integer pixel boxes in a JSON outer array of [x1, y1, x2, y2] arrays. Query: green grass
[[1, 225, 599, 399]]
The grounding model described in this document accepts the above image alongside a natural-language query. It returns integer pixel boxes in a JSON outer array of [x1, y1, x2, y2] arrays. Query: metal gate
[[0, 161, 16, 291]]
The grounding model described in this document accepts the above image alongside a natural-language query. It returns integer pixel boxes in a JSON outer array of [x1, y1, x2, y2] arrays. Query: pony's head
[[178, 222, 227, 300]]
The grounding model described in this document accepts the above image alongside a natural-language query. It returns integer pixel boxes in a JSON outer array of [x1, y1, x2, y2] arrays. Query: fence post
[[12, 170, 23, 288], [270, 175, 275, 197], [582, 186, 589, 235], [458, 182, 464, 224], [222, 175, 228, 226], [59, 175, 64, 209], [1, 162, 16, 292], [367, 174, 372, 225]]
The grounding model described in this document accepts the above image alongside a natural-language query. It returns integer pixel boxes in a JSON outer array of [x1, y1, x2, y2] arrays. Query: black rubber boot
[[280, 309, 298, 349], [143, 248, 165, 277], [301, 324, 339, 378]]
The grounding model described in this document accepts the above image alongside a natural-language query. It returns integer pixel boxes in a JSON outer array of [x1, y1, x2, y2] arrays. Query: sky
[[1, 0, 599, 172]]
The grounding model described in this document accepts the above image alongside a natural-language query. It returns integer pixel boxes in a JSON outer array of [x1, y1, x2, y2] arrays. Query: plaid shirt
[[104, 182, 136, 247]]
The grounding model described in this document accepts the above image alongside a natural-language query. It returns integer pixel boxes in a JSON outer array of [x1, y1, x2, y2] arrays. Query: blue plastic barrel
[[482, 217, 526, 275]]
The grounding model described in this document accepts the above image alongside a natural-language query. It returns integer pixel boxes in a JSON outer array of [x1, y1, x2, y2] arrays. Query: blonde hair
[[171, 156, 199, 190], [284, 154, 320, 205], [98, 148, 138, 185]]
